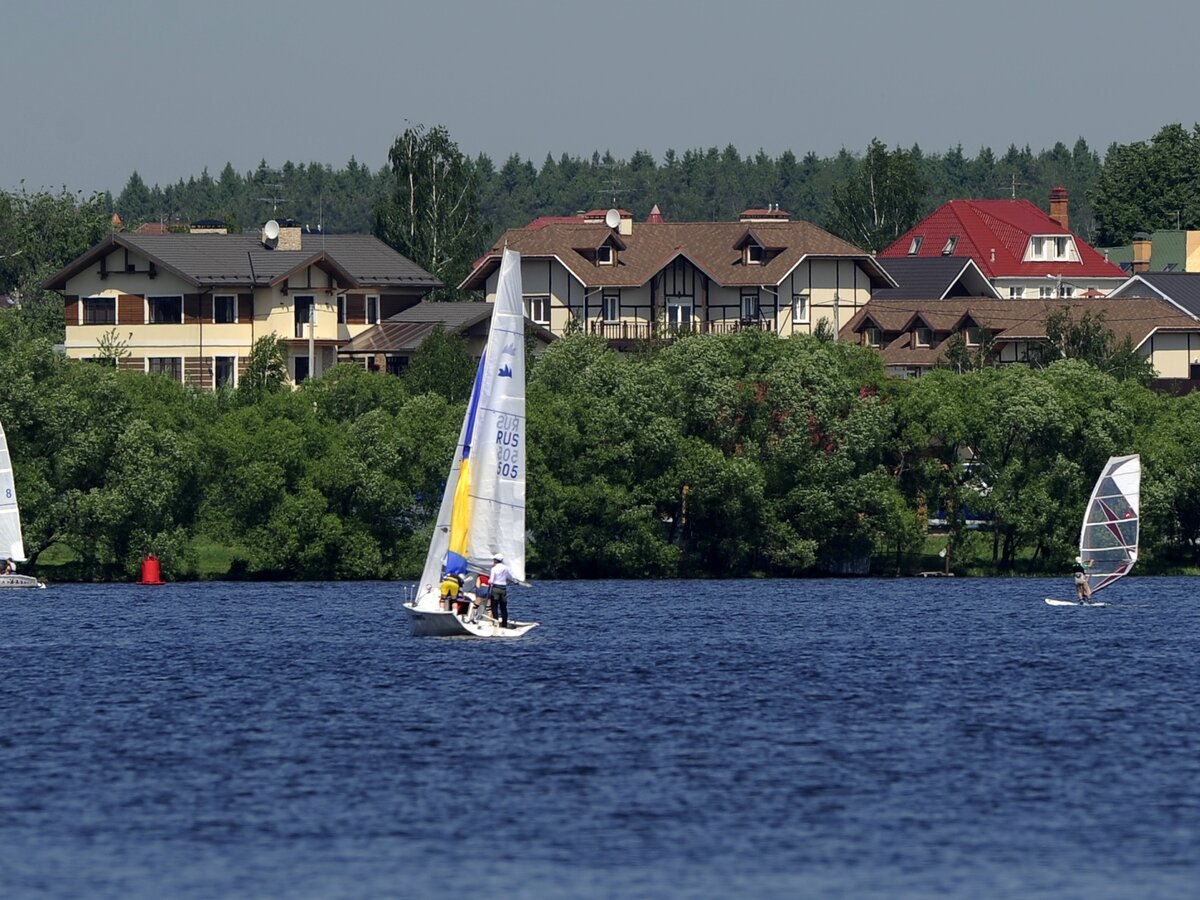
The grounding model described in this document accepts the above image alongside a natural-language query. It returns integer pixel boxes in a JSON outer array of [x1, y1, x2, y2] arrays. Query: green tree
[[239, 334, 289, 397], [374, 123, 482, 297]]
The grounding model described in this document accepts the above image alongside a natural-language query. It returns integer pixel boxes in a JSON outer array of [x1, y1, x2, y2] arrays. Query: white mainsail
[[411, 248, 527, 610], [1080, 454, 1140, 596], [0, 419, 28, 562]]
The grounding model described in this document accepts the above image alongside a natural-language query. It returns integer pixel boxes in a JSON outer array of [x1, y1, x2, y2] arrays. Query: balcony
[[587, 316, 776, 348]]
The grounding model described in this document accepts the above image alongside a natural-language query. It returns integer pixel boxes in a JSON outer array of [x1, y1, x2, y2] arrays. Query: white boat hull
[[404, 604, 537, 638], [1045, 597, 1107, 607], [0, 574, 45, 589]]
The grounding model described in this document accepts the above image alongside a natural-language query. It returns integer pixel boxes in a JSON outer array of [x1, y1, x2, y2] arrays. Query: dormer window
[[597, 244, 613, 265], [863, 327, 881, 347], [746, 243, 764, 265], [914, 327, 933, 348], [964, 327, 981, 347], [908, 236, 923, 256], [1026, 234, 1078, 262], [941, 236, 958, 255]]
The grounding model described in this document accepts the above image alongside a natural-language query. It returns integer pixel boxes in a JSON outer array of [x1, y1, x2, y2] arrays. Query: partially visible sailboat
[[0, 420, 45, 589], [404, 248, 536, 637], [1046, 454, 1140, 607]]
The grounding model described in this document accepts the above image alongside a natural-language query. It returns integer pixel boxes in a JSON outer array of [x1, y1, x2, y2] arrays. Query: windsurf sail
[[1080, 454, 1140, 595]]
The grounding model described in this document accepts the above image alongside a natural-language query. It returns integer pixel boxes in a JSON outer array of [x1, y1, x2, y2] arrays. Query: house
[[880, 188, 1126, 299], [841, 296, 1200, 382], [460, 207, 896, 346], [42, 221, 441, 388], [337, 301, 555, 374], [1099, 230, 1200, 274]]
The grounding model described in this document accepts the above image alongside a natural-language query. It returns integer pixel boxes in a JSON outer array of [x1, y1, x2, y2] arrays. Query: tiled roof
[[842, 296, 1196, 368], [1098, 231, 1187, 271], [462, 220, 895, 290], [340, 301, 555, 354], [42, 233, 441, 291], [1109, 272, 1200, 319], [880, 199, 1126, 280], [872, 256, 1000, 299]]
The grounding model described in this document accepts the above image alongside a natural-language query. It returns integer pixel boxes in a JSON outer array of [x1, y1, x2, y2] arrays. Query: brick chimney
[[1049, 186, 1069, 230], [1132, 232, 1152, 273]]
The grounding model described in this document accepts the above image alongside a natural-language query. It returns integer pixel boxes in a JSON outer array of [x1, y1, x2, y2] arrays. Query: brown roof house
[[841, 296, 1200, 384], [43, 221, 441, 388], [461, 206, 895, 348]]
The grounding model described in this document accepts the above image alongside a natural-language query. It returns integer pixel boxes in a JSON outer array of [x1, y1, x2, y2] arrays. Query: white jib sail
[[0, 420, 28, 562], [1080, 453, 1140, 595], [464, 248, 526, 583], [413, 406, 473, 610]]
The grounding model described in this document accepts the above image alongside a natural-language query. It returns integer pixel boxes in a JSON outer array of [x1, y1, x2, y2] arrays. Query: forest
[[3, 122, 1200, 580]]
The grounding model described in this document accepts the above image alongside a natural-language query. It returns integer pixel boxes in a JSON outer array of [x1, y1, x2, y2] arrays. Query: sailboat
[[0, 419, 45, 589], [404, 248, 537, 637], [1046, 454, 1139, 606]]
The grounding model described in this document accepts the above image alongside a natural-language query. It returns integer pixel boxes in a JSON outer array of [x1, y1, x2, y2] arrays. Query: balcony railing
[[588, 317, 776, 343]]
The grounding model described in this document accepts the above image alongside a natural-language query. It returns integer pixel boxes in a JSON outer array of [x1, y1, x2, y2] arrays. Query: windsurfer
[[1072, 555, 1092, 603]]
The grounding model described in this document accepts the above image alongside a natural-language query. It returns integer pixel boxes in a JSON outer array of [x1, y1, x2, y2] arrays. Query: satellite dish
[[604, 208, 620, 229], [263, 219, 281, 241]]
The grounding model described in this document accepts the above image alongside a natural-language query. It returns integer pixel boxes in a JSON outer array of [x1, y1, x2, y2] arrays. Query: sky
[[5, 0, 1196, 198]]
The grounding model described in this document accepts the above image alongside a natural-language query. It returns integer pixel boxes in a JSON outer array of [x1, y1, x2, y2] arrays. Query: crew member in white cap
[[489, 554, 513, 627]]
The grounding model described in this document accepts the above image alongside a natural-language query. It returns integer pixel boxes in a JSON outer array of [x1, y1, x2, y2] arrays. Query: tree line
[[2, 307, 1198, 582]]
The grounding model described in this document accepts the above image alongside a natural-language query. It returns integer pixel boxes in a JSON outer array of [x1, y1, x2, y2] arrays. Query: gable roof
[[42, 233, 441, 292], [873, 256, 1000, 299], [461, 220, 896, 291], [1099, 231, 1188, 271], [1109, 272, 1200, 319], [338, 301, 555, 355], [842, 296, 1196, 368], [880, 199, 1125, 280]]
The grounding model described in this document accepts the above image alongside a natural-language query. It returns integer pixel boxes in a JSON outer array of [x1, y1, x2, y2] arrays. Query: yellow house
[[460, 207, 895, 345], [43, 222, 440, 388]]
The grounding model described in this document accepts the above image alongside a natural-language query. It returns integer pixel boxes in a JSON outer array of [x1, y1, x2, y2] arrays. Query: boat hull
[[0, 574, 45, 589], [404, 604, 537, 638]]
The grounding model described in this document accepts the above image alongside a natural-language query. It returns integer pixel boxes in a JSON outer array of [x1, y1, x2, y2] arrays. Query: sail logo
[[498, 364, 513, 378], [503, 342, 517, 356]]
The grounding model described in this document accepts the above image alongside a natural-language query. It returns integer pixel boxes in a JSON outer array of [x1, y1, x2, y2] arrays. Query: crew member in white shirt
[[489, 554, 512, 628]]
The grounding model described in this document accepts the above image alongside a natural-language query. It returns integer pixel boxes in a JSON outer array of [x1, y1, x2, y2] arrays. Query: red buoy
[[140, 553, 165, 585]]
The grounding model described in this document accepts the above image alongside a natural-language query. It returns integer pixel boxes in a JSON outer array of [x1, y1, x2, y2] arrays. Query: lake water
[[1, 577, 1197, 899]]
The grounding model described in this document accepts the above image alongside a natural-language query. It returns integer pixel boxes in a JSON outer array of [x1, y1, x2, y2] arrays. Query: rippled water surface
[[2, 577, 1198, 899]]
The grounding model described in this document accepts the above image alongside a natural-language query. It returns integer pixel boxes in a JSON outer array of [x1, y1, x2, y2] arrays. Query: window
[[602, 294, 619, 323], [1054, 236, 1069, 258], [964, 327, 981, 347], [83, 296, 116, 325], [148, 295, 182, 324], [366, 295, 379, 325], [864, 327, 881, 347], [386, 356, 408, 375], [908, 236, 923, 256], [214, 356, 236, 388], [746, 244, 764, 265], [1039, 286, 1055, 299], [1027, 235, 1074, 261], [294, 295, 315, 338], [213, 294, 236, 324], [667, 299, 693, 331], [793, 293, 809, 324], [1062, 285, 1075, 298], [914, 327, 933, 347], [294, 356, 310, 384], [596, 245, 613, 265], [147, 357, 182, 381], [526, 295, 550, 325], [337, 296, 346, 324], [741, 291, 759, 321], [941, 236, 958, 255], [1165, 263, 1178, 273], [1009, 286, 1025, 299]]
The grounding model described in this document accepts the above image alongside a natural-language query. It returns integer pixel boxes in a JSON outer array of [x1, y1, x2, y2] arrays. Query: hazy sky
[[5, 0, 1195, 197]]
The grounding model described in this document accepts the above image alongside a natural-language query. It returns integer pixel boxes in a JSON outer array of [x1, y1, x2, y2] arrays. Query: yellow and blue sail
[[445, 351, 488, 576]]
